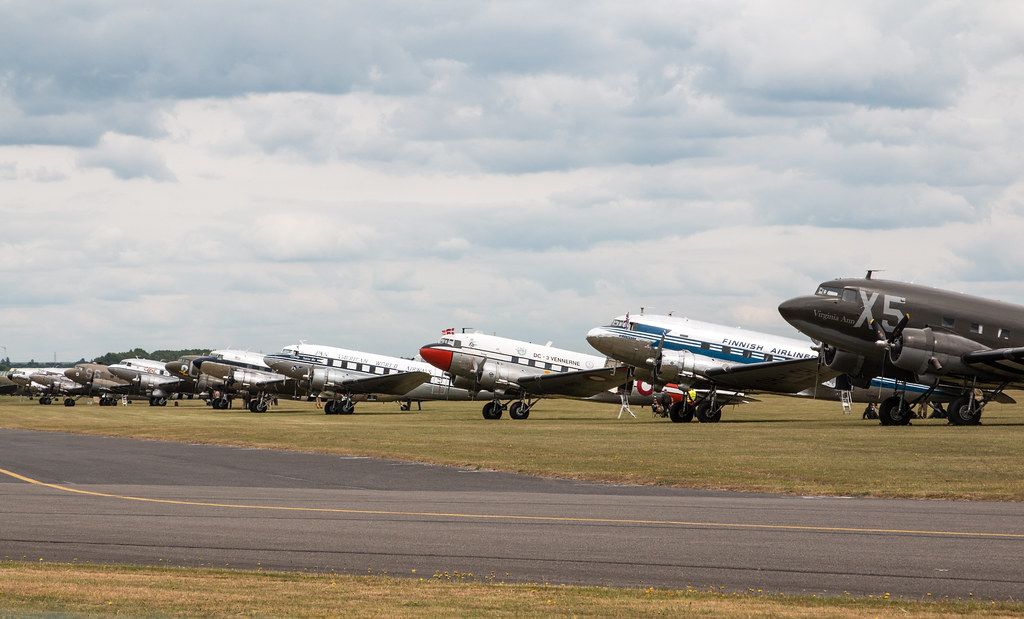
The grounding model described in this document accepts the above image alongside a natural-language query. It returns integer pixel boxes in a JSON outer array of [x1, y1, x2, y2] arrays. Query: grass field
[[1, 562, 1019, 618], [3, 393, 1024, 617]]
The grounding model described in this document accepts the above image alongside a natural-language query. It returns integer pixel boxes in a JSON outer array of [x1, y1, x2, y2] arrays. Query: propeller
[[650, 333, 666, 383], [871, 314, 910, 349]]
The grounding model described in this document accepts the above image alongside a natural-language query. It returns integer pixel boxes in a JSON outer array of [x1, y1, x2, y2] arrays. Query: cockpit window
[[816, 285, 842, 297], [841, 289, 858, 303]]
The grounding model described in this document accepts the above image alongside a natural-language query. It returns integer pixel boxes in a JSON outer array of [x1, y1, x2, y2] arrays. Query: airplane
[[263, 343, 464, 414], [418, 330, 634, 419], [64, 363, 132, 406], [6, 367, 79, 403], [0, 374, 17, 395], [778, 273, 1022, 425], [106, 358, 184, 406], [166, 349, 299, 412], [586, 312, 961, 422]]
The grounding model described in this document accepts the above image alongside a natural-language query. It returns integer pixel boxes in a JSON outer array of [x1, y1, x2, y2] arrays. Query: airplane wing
[[515, 366, 632, 398], [703, 357, 839, 394], [337, 371, 431, 395], [963, 346, 1024, 379]]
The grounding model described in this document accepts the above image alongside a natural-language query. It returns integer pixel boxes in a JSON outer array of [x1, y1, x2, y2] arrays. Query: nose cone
[[264, 355, 306, 378], [418, 344, 453, 371], [777, 297, 800, 322], [64, 368, 82, 381], [777, 295, 816, 329], [585, 327, 615, 356]]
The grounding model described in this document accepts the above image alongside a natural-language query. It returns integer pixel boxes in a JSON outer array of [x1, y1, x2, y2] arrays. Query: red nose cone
[[419, 345, 453, 371]]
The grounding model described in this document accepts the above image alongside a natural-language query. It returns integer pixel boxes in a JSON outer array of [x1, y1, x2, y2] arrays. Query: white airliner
[[168, 349, 295, 412], [418, 330, 634, 420], [586, 312, 959, 422], [107, 358, 183, 406], [263, 343, 481, 414]]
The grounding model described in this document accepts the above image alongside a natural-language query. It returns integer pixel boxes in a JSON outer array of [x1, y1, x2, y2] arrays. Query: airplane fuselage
[[779, 277, 1024, 387]]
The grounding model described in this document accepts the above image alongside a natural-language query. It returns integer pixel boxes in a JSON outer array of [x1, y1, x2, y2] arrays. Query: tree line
[[1, 349, 211, 372]]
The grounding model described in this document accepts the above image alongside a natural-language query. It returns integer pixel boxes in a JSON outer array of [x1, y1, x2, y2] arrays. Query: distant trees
[[91, 348, 212, 365]]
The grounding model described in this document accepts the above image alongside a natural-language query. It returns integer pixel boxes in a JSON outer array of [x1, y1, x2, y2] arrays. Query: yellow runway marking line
[[3, 467, 1023, 539]]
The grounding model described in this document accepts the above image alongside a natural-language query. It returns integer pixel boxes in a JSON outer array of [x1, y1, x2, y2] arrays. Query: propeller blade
[[890, 313, 910, 341], [870, 319, 888, 344]]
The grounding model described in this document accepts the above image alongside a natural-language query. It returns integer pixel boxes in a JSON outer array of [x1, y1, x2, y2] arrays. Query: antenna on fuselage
[[865, 269, 884, 280]]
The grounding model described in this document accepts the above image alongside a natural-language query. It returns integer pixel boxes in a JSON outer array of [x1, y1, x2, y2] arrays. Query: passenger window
[[999, 328, 1011, 340], [722, 346, 731, 355], [970, 323, 983, 335], [764, 354, 773, 362], [942, 317, 955, 328], [842, 289, 858, 303]]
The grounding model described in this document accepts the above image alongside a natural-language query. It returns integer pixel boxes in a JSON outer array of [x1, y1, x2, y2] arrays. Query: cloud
[[1, 1, 1024, 362], [76, 133, 176, 180]]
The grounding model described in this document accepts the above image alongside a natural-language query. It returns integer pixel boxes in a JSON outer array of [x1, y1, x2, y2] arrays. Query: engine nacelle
[[310, 368, 347, 393], [474, 361, 530, 395], [889, 327, 987, 378], [822, 345, 869, 376], [646, 351, 697, 384]]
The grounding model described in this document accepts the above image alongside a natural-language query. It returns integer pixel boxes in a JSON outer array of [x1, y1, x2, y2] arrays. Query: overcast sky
[[2, 1, 1023, 362]]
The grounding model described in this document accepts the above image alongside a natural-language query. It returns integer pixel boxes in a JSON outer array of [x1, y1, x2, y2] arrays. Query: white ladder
[[840, 390, 853, 415]]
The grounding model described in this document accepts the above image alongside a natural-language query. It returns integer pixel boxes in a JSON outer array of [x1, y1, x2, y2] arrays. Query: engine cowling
[[648, 351, 696, 383], [822, 345, 868, 376], [889, 327, 988, 378], [310, 368, 347, 392]]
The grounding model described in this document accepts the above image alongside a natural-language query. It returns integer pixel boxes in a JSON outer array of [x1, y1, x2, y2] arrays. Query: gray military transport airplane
[[778, 273, 1021, 425]]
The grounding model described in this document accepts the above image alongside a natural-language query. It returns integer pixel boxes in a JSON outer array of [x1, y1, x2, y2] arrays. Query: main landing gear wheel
[[947, 395, 982, 426], [149, 396, 167, 407], [64, 397, 75, 407], [695, 400, 722, 423], [39, 396, 51, 405], [211, 397, 230, 410], [668, 401, 694, 423], [248, 399, 268, 413], [325, 400, 354, 415], [482, 401, 503, 420], [509, 401, 530, 420], [878, 396, 912, 426]]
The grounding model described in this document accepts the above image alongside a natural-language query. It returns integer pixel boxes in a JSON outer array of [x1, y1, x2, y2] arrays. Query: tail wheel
[[947, 396, 982, 425]]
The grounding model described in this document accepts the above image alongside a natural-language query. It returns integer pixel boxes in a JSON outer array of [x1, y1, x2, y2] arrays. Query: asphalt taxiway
[[2, 428, 1022, 600]]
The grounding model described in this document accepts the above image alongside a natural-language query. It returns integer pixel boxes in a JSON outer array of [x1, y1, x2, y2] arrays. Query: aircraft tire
[[324, 401, 336, 414], [39, 396, 49, 405], [947, 396, 981, 426], [482, 401, 502, 420], [156, 397, 167, 407], [64, 398, 75, 407], [509, 401, 530, 420], [339, 401, 355, 414], [668, 401, 693, 423], [695, 400, 722, 423], [878, 396, 911, 426]]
